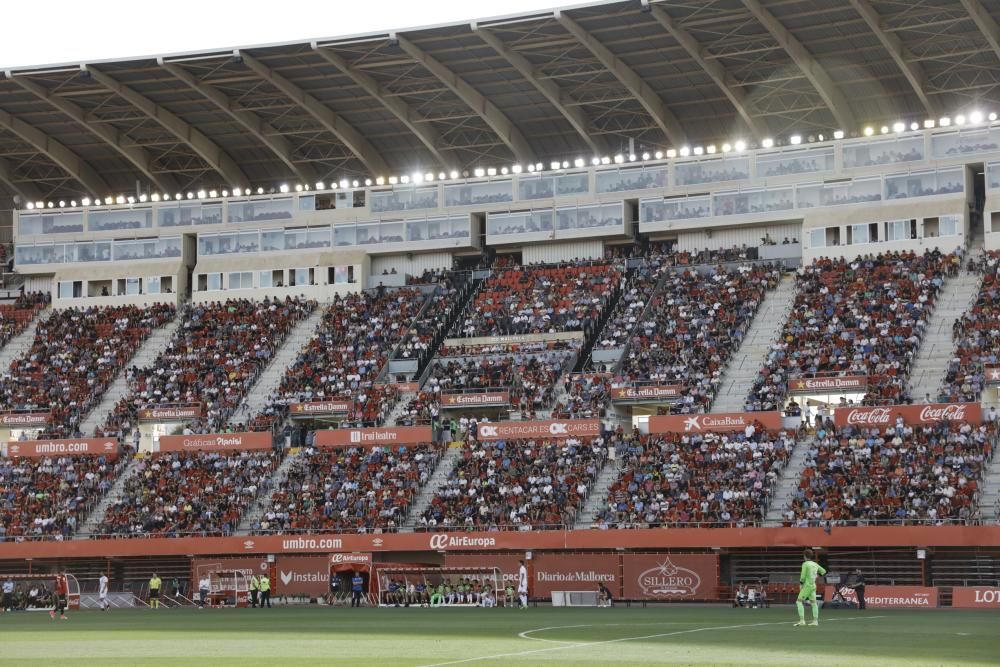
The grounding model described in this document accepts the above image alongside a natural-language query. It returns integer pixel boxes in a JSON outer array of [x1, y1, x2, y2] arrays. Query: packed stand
[[940, 252, 1000, 402], [252, 443, 441, 534], [618, 264, 780, 414], [1, 304, 175, 438], [248, 289, 426, 432], [423, 352, 572, 418], [594, 425, 792, 529], [97, 298, 314, 438], [96, 449, 280, 537], [551, 374, 613, 419], [746, 250, 955, 412], [420, 432, 614, 531], [0, 453, 124, 540], [449, 263, 621, 341], [394, 274, 469, 368], [593, 261, 663, 351], [785, 421, 992, 526], [0, 291, 49, 349]]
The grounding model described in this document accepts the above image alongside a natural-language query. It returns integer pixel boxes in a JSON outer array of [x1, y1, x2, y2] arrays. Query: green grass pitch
[[0, 606, 995, 665]]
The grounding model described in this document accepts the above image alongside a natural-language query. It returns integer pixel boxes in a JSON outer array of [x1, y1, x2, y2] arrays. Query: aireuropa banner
[[531, 553, 619, 597], [647, 412, 782, 434], [476, 419, 602, 441], [611, 385, 682, 401], [788, 376, 870, 393], [833, 403, 982, 427], [5, 438, 118, 458], [441, 392, 510, 407], [621, 554, 718, 600], [137, 404, 203, 421], [314, 425, 434, 447], [276, 556, 331, 596], [0, 411, 51, 427], [950, 587, 1000, 608], [839, 585, 938, 608], [157, 431, 272, 453], [330, 553, 372, 567], [289, 400, 353, 416]]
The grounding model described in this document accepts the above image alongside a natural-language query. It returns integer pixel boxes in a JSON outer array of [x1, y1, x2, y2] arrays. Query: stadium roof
[[1, 0, 999, 203]]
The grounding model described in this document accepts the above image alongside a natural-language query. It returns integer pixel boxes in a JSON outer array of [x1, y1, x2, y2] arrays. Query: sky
[[1, 0, 583, 69]]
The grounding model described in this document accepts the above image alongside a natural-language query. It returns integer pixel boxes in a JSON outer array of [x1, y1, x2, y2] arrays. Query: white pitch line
[[518, 622, 691, 644], [418, 615, 885, 667]]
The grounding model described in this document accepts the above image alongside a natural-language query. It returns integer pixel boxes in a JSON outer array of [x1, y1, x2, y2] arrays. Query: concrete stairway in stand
[[78, 317, 185, 436], [76, 455, 145, 538], [0, 305, 49, 371], [386, 390, 419, 425], [976, 449, 1000, 525], [763, 435, 815, 525], [236, 448, 303, 534], [712, 274, 798, 413], [907, 265, 984, 401], [573, 455, 623, 529], [228, 307, 325, 427], [400, 444, 465, 531]]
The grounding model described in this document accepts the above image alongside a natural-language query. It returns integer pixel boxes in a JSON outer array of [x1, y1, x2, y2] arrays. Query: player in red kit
[[50, 573, 68, 620]]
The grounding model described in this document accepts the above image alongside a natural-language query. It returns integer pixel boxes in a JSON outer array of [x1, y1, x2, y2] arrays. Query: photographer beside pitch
[[794, 549, 825, 627]]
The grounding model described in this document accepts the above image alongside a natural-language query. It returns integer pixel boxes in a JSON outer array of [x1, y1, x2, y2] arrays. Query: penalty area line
[[418, 615, 885, 667]]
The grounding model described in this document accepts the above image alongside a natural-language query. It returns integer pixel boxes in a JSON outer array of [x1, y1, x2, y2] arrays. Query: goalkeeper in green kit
[[794, 548, 826, 626]]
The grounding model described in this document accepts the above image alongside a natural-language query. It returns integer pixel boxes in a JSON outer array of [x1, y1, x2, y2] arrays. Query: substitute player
[[794, 548, 826, 627], [99, 573, 109, 612], [518, 560, 528, 609], [50, 572, 68, 620]]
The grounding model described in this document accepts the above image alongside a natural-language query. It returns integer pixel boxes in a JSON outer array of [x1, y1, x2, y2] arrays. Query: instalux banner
[[156, 431, 273, 453], [276, 556, 331, 596], [4, 438, 119, 458], [788, 375, 870, 393], [833, 403, 982, 427], [475, 419, 602, 441], [314, 425, 434, 447], [647, 412, 782, 434]]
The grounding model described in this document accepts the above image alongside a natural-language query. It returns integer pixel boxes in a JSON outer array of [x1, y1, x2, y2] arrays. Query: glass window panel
[[356, 223, 379, 245], [58, 282, 74, 298], [334, 225, 356, 247], [556, 207, 578, 230], [843, 135, 924, 167], [305, 227, 331, 249], [371, 186, 438, 212], [555, 172, 589, 196], [237, 231, 259, 253], [851, 224, 869, 244], [932, 127, 1000, 158], [88, 207, 153, 231], [19, 212, 84, 236], [298, 195, 315, 211], [154, 237, 182, 258], [294, 268, 310, 286], [939, 214, 960, 237], [443, 180, 514, 206], [988, 162, 1000, 190], [158, 203, 199, 227], [595, 165, 667, 193], [226, 197, 294, 223], [518, 175, 555, 200], [124, 278, 141, 296], [196, 204, 222, 226], [487, 212, 527, 236], [675, 156, 750, 186], [379, 221, 404, 243], [205, 273, 222, 291], [147, 276, 161, 294], [261, 229, 283, 252], [755, 146, 834, 177], [259, 271, 273, 288], [334, 266, 349, 284], [808, 228, 826, 248]]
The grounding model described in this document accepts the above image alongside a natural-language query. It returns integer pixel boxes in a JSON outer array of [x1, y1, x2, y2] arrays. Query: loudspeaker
[[821, 600, 858, 610]]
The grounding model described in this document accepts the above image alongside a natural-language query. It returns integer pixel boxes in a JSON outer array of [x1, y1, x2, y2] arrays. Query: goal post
[[374, 567, 503, 607]]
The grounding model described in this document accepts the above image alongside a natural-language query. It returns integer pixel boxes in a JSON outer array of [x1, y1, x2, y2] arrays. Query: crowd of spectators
[[251, 444, 441, 534], [746, 250, 956, 412], [0, 453, 124, 540], [551, 374, 612, 419], [394, 275, 468, 367], [784, 421, 992, 526], [420, 433, 614, 531], [248, 289, 425, 432], [0, 291, 49, 350], [619, 264, 780, 414], [96, 450, 280, 537], [1, 304, 175, 438], [940, 252, 1000, 403], [594, 426, 792, 529], [449, 263, 621, 339], [97, 298, 314, 438]]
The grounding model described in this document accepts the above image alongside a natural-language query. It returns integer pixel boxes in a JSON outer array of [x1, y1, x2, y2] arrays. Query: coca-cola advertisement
[[611, 385, 682, 401], [788, 376, 870, 393], [622, 554, 718, 600], [288, 400, 353, 416], [839, 586, 938, 608], [5, 438, 119, 458], [531, 553, 619, 598], [157, 431, 273, 453], [647, 412, 782, 434], [475, 419, 602, 441], [315, 426, 434, 447], [951, 586, 1000, 608], [441, 392, 511, 407], [0, 411, 51, 427], [137, 404, 203, 421], [833, 403, 982, 428]]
